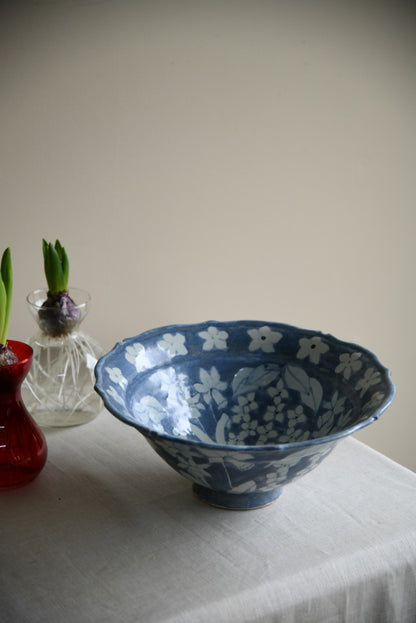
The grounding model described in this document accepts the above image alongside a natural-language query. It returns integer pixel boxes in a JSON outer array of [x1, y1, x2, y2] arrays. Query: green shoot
[[42, 239, 70, 294], [0, 248, 13, 346]]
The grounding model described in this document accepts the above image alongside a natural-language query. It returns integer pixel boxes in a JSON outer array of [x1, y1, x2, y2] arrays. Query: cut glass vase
[[22, 288, 104, 427]]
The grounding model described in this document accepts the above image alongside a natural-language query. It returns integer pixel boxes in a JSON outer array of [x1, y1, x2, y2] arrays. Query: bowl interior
[[96, 321, 394, 447]]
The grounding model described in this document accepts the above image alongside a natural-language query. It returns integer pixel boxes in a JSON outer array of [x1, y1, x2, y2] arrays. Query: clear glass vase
[[22, 288, 104, 428]]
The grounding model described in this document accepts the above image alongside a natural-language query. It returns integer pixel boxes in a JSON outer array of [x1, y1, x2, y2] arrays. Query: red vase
[[0, 340, 47, 489]]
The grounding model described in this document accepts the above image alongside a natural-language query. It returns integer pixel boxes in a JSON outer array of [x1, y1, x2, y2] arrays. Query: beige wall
[[2, 1, 415, 470]]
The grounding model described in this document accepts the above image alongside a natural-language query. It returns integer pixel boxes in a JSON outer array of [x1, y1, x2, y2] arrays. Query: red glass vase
[[0, 340, 47, 489]]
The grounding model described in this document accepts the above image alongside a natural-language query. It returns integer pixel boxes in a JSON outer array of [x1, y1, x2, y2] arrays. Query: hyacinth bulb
[[38, 290, 81, 337], [39, 239, 81, 336]]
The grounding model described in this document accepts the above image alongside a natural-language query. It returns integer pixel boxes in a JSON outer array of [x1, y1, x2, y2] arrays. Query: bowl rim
[[95, 319, 396, 452]]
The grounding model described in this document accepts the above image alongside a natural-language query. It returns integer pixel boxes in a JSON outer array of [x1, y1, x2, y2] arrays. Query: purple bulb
[[38, 291, 81, 336]]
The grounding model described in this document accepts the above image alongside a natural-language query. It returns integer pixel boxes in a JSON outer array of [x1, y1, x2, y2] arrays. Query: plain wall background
[[1, 0, 415, 471]]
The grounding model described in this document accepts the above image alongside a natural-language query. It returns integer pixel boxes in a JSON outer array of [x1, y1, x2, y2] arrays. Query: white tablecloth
[[1, 410, 416, 623]]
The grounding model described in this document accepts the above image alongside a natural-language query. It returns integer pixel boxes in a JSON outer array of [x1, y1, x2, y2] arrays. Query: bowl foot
[[192, 483, 283, 510]]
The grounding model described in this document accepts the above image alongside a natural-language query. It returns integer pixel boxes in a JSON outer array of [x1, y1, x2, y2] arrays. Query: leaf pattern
[[232, 365, 280, 396], [301, 377, 323, 412], [284, 365, 311, 394], [215, 413, 229, 445]]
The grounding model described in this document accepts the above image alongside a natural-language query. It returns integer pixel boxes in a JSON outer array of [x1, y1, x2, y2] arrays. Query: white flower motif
[[276, 405, 309, 443], [231, 393, 258, 421], [228, 416, 259, 444], [355, 368, 381, 397], [175, 455, 212, 485], [264, 402, 285, 423], [154, 439, 202, 462], [264, 465, 289, 488], [194, 366, 227, 408], [198, 326, 228, 351], [156, 369, 204, 423], [256, 422, 278, 445], [322, 390, 347, 416], [105, 366, 127, 388], [107, 385, 126, 406], [334, 408, 353, 430], [133, 395, 165, 433], [335, 352, 362, 380], [267, 379, 288, 405], [314, 391, 347, 437], [270, 449, 321, 479], [125, 342, 149, 372], [248, 326, 282, 353], [158, 333, 188, 357], [153, 441, 213, 485], [231, 480, 257, 494], [240, 418, 258, 438], [287, 405, 307, 425], [362, 391, 385, 412], [266, 447, 322, 481], [296, 336, 329, 364], [171, 415, 192, 438], [206, 449, 255, 472]]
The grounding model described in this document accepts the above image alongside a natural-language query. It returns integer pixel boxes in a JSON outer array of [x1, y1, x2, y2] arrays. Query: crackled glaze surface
[[95, 321, 394, 509]]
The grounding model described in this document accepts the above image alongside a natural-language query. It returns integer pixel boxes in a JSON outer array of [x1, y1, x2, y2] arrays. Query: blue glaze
[[192, 483, 283, 510], [95, 321, 395, 510]]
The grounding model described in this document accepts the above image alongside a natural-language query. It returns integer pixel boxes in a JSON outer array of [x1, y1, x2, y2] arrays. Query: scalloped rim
[[94, 320, 395, 452]]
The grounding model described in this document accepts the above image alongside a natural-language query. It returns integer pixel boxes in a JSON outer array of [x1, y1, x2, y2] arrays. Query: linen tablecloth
[[1, 410, 415, 623]]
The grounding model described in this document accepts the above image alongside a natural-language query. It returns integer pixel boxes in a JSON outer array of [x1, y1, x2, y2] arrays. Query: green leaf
[[59, 244, 69, 290], [42, 239, 70, 293], [43, 240, 53, 292], [49, 243, 65, 292], [54, 239, 64, 262], [0, 248, 12, 345], [0, 274, 7, 345], [1, 248, 12, 327]]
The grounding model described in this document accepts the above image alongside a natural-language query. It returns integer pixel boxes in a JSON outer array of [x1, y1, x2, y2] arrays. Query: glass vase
[[22, 287, 104, 428], [0, 340, 47, 489]]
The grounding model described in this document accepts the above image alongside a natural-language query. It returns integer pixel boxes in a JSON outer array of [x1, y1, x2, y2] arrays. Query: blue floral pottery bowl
[[94, 321, 395, 510]]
